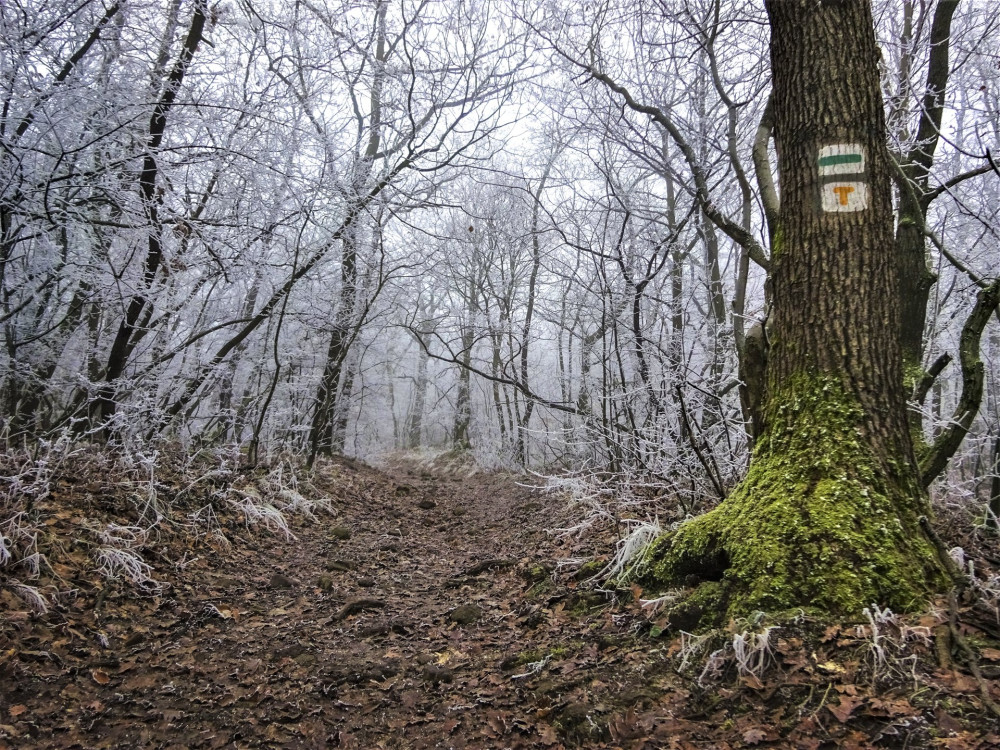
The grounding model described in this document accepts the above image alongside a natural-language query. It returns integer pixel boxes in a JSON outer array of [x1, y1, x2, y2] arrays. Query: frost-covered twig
[[859, 603, 895, 673], [94, 546, 162, 589], [227, 486, 294, 540], [92, 522, 163, 589], [0, 515, 45, 578], [511, 655, 551, 679], [697, 647, 728, 686], [599, 519, 663, 581], [8, 581, 49, 614], [639, 592, 680, 615], [98, 523, 149, 548], [732, 626, 778, 681], [677, 630, 711, 672]]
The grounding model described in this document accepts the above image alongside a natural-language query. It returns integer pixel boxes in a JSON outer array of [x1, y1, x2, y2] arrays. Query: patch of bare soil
[[2, 452, 999, 749]]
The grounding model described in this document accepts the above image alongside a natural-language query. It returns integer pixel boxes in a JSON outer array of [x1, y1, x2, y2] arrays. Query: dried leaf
[[817, 660, 845, 675], [742, 728, 767, 745], [777, 637, 803, 655], [918, 613, 943, 629], [538, 724, 560, 745], [8, 705, 27, 718], [400, 691, 421, 709], [487, 711, 507, 735], [608, 707, 643, 741], [937, 732, 981, 749], [869, 698, 916, 718], [828, 695, 863, 723], [935, 707, 963, 733]]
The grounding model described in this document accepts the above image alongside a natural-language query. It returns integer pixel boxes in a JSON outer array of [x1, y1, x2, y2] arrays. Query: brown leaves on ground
[[1, 452, 999, 748]]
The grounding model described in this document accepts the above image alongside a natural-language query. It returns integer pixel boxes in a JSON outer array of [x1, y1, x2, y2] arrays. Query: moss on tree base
[[636, 374, 950, 628]]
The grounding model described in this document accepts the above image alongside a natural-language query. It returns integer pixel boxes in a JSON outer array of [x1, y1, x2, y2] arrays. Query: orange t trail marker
[[819, 144, 867, 213]]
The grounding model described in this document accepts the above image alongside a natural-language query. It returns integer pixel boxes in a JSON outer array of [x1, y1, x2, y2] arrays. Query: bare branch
[[913, 352, 952, 406], [922, 163, 993, 206], [585, 66, 770, 273], [920, 279, 1000, 487], [751, 93, 779, 237]]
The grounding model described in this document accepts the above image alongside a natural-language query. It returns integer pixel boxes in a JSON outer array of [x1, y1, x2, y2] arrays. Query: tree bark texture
[[639, 0, 950, 622]]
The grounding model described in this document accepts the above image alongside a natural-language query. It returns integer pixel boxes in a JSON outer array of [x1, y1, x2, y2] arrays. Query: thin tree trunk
[[216, 283, 260, 443], [330, 360, 357, 454], [96, 2, 207, 429], [407, 350, 429, 449], [406, 322, 432, 449], [454, 323, 474, 450], [514, 155, 558, 466], [307, 0, 387, 461], [308, 317, 352, 459], [896, 0, 960, 381], [988, 436, 1000, 532]]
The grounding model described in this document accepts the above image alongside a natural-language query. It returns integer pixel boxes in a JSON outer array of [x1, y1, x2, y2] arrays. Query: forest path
[[2, 455, 675, 749], [4, 454, 999, 749]]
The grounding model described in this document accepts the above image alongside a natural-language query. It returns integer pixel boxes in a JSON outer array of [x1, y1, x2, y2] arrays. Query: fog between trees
[[1, 0, 998, 522]]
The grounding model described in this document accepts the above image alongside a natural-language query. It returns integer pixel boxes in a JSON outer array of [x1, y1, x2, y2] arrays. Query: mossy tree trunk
[[640, 0, 951, 624]]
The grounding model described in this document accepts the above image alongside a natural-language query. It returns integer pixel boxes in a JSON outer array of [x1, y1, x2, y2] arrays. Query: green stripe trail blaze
[[818, 153, 863, 167]]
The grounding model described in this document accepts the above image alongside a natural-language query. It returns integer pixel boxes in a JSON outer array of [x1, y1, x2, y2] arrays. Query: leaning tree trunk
[[640, 0, 950, 624]]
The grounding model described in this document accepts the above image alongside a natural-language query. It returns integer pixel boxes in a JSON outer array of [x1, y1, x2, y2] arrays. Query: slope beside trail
[[2, 454, 999, 749]]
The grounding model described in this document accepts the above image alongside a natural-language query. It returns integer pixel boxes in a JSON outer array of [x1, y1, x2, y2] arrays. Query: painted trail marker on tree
[[819, 143, 867, 212]]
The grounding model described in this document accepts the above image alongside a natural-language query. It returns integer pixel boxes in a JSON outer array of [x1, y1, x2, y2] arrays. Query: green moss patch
[[636, 374, 949, 625]]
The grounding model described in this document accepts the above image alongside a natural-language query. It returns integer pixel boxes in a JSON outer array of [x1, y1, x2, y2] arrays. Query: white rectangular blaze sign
[[819, 144, 867, 213]]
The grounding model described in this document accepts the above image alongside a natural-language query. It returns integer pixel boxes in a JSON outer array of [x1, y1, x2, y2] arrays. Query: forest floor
[[1, 450, 1000, 749]]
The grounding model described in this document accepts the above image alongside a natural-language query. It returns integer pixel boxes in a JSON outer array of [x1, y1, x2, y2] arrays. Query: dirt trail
[[1, 457, 633, 749], [3, 455, 999, 749]]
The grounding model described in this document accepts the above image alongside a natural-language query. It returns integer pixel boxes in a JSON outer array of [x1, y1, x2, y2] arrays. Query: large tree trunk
[[640, 0, 950, 623], [307, 0, 387, 462]]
